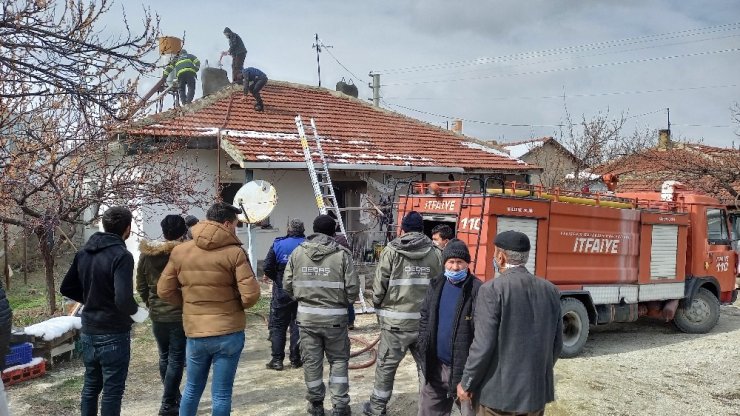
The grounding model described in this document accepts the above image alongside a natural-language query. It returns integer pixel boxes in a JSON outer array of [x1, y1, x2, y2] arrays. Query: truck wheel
[[673, 287, 720, 334], [560, 298, 589, 358]]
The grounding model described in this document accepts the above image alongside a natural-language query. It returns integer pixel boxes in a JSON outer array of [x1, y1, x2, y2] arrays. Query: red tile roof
[[120, 82, 535, 172], [595, 144, 740, 204]]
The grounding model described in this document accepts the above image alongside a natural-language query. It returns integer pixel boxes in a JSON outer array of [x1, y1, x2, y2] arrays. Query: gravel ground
[[7, 296, 740, 415]]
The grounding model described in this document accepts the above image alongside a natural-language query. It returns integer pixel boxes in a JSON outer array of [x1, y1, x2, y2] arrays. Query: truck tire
[[673, 287, 720, 334], [560, 297, 589, 358]]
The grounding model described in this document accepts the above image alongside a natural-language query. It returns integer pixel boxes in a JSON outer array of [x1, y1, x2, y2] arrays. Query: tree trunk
[[36, 229, 57, 314]]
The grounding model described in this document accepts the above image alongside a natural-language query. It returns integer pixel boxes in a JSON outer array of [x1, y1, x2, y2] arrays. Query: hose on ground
[[248, 310, 380, 370]]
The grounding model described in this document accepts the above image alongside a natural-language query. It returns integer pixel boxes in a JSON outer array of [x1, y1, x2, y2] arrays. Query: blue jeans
[[152, 321, 186, 407], [179, 331, 245, 416], [80, 332, 131, 416]]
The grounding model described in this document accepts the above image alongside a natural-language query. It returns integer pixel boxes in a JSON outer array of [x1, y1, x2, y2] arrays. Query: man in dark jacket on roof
[[284, 215, 359, 416], [417, 239, 480, 416], [263, 218, 306, 371], [221, 27, 247, 83], [242, 67, 268, 112], [61, 206, 144, 416], [363, 211, 443, 416]]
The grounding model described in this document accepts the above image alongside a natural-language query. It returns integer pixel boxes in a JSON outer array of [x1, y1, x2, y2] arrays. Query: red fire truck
[[393, 178, 738, 357]]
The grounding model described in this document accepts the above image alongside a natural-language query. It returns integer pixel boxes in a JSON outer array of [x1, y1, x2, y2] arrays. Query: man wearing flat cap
[[457, 230, 562, 416], [364, 211, 443, 416]]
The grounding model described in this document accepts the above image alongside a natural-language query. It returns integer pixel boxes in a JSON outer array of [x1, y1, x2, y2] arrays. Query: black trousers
[[178, 72, 196, 104], [270, 302, 300, 363], [248, 77, 267, 107], [232, 52, 246, 83]]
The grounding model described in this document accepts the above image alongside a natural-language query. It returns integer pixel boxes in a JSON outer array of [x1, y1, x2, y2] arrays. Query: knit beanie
[[288, 218, 305, 235], [160, 215, 187, 241], [223, 27, 232, 34], [401, 211, 424, 233], [184, 215, 199, 227], [313, 215, 336, 236], [442, 239, 471, 263]]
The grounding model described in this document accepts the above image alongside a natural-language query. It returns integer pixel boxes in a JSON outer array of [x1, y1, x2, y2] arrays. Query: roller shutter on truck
[[497, 217, 537, 272], [650, 225, 679, 279]]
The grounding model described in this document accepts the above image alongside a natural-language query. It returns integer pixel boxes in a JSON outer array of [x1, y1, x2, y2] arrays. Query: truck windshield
[[707, 208, 730, 243]]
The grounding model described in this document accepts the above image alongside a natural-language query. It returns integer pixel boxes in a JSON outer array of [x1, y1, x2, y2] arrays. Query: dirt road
[[8, 299, 740, 415]]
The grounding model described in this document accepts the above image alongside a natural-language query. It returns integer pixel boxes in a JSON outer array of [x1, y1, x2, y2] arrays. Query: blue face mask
[[444, 268, 468, 283]]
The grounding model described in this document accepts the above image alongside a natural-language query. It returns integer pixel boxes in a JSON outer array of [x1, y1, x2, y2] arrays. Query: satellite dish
[[233, 180, 278, 223]]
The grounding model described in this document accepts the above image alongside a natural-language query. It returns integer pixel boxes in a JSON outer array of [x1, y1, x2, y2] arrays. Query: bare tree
[[0, 0, 212, 313]]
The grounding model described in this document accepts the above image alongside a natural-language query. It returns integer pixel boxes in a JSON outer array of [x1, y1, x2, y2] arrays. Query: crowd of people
[[58, 203, 563, 416]]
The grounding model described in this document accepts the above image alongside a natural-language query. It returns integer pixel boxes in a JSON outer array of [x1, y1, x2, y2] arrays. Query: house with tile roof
[[502, 137, 581, 188], [115, 81, 539, 263]]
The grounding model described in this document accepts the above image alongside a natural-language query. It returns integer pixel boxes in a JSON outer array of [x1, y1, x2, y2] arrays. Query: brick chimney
[[451, 119, 463, 134], [657, 129, 671, 151]]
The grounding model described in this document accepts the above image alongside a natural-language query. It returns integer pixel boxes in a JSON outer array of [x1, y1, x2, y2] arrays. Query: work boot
[[362, 401, 385, 416], [158, 403, 179, 416], [254, 103, 264, 112], [265, 358, 284, 371], [307, 401, 325, 416], [290, 360, 304, 369], [332, 407, 352, 416]]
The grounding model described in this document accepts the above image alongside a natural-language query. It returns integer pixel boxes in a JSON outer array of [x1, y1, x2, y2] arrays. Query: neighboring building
[[116, 81, 539, 265], [502, 137, 581, 188]]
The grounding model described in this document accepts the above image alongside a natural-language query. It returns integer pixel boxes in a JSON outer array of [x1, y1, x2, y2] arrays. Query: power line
[[383, 83, 740, 101], [382, 99, 563, 128], [389, 33, 740, 83], [318, 39, 367, 85], [671, 123, 733, 128], [382, 47, 740, 87], [374, 22, 740, 74]]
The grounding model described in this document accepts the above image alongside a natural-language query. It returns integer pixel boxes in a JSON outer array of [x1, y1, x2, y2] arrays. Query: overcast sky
[[108, 1, 740, 147]]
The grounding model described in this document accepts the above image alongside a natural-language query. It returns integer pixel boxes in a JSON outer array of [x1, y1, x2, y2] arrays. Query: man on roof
[[163, 49, 200, 105], [242, 67, 268, 112]]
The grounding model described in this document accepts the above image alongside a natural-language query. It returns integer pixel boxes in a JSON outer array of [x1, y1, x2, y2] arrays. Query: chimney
[[657, 129, 671, 151], [451, 119, 463, 134]]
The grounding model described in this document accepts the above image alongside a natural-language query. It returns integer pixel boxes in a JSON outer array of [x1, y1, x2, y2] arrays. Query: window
[[706, 208, 729, 243]]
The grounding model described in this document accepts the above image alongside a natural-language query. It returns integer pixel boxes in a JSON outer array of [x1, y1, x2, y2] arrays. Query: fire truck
[[392, 178, 738, 357]]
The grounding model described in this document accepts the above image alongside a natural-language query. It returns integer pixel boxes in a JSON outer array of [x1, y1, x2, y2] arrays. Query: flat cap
[[494, 230, 530, 252]]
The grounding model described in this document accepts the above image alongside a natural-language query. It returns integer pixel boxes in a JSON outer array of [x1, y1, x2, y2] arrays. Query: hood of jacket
[[301, 233, 342, 261], [83, 232, 126, 253], [388, 231, 433, 259], [139, 239, 182, 256], [191, 220, 242, 251]]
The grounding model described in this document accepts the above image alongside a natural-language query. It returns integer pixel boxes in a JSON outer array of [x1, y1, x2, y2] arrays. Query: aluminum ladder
[[294, 115, 347, 237]]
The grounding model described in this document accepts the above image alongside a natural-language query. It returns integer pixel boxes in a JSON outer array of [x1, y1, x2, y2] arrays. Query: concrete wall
[[521, 142, 578, 188]]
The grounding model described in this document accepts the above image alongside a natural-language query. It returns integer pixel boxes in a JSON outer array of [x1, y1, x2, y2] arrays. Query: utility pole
[[369, 72, 380, 107], [312, 34, 331, 87], [666, 107, 671, 132]]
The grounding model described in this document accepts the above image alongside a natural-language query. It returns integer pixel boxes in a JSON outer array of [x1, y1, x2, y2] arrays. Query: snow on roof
[[503, 141, 545, 159], [565, 171, 602, 180], [460, 141, 515, 159], [24, 316, 81, 341]]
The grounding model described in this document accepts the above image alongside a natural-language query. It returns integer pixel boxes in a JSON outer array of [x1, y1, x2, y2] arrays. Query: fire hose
[[247, 311, 381, 370]]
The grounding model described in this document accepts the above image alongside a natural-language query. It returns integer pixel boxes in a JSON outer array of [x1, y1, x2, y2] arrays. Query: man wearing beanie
[[284, 214, 359, 416], [417, 239, 480, 416], [363, 211, 443, 416], [457, 231, 562, 416], [263, 218, 306, 371], [220, 27, 247, 83], [136, 215, 188, 415]]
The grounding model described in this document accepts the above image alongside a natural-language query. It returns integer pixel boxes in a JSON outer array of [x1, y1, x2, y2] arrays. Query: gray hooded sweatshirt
[[372, 231, 443, 331], [284, 233, 359, 327]]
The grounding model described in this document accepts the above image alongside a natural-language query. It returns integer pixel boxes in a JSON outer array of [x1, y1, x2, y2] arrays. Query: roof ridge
[[501, 137, 552, 147]]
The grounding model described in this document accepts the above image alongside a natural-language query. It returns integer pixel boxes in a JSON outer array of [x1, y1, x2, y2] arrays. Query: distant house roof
[[119, 81, 537, 174], [595, 143, 740, 204], [502, 137, 580, 163]]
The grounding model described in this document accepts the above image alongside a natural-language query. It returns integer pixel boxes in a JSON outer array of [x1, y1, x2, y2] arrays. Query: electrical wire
[[381, 47, 740, 87], [382, 83, 739, 101], [318, 39, 367, 85], [381, 99, 562, 128], [374, 22, 740, 75]]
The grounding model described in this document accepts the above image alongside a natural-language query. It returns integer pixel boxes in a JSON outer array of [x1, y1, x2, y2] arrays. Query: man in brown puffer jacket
[[158, 202, 260, 415]]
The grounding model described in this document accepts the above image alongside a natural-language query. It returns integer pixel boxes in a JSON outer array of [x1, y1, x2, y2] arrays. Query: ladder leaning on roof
[[294, 115, 347, 236], [294, 115, 373, 314]]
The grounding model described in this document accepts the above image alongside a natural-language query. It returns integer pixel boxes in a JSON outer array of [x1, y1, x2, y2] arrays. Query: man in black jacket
[[221, 27, 247, 83], [417, 239, 479, 416], [457, 231, 562, 416], [61, 206, 144, 416], [0, 280, 12, 414]]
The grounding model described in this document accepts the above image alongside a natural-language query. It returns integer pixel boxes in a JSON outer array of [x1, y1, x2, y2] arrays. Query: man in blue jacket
[[61, 206, 144, 416], [242, 67, 268, 112], [263, 218, 306, 371]]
